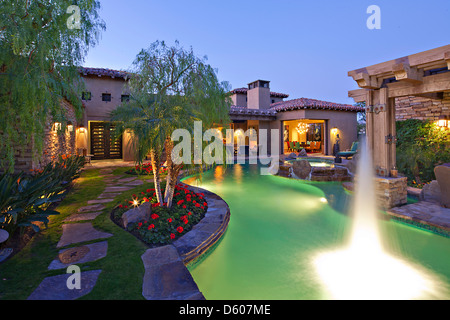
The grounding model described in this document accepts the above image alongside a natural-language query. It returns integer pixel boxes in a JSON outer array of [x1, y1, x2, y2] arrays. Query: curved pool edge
[[140, 179, 231, 301]]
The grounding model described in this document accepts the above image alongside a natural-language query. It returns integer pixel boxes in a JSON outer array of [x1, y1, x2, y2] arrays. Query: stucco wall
[[82, 76, 129, 121]]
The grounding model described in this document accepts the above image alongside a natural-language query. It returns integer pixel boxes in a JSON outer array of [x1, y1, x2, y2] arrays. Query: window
[[102, 93, 112, 102], [272, 100, 275, 104], [121, 95, 130, 103], [82, 92, 92, 101]]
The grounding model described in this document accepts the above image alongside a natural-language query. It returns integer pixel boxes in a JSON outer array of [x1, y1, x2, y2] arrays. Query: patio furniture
[[290, 142, 295, 152], [295, 142, 302, 152], [337, 142, 359, 159]]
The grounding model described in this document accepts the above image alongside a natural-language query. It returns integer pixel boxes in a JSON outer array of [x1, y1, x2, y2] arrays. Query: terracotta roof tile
[[270, 98, 364, 112], [79, 67, 130, 80]]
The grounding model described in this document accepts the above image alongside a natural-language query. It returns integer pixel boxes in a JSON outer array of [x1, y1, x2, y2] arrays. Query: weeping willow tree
[[0, 0, 105, 171], [111, 40, 231, 208]]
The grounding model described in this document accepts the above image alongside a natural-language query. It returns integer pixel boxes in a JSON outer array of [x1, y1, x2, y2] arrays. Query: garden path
[[27, 168, 142, 300]]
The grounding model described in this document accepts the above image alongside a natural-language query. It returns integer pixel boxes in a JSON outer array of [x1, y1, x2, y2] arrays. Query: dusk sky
[[83, 0, 450, 105]]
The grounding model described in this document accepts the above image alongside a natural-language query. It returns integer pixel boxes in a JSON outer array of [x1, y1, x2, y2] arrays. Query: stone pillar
[[374, 176, 408, 210]]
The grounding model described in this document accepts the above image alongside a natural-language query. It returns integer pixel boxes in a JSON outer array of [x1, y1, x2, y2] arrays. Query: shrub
[[396, 119, 450, 186], [125, 163, 168, 176], [113, 183, 207, 246], [0, 155, 86, 236]]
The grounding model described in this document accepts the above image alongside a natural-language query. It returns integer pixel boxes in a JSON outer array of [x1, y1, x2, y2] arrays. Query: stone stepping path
[[64, 212, 102, 223], [28, 270, 102, 300], [28, 168, 148, 300], [57, 223, 113, 248], [48, 241, 108, 270], [78, 204, 105, 213]]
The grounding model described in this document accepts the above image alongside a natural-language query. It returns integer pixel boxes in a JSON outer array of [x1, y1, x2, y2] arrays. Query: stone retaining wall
[[141, 184, 230, 300]]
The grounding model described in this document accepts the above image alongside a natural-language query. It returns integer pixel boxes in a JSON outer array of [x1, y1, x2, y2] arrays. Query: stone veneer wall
[[40, 99, 78, 168], [374, 177, 408, 210], [12, 99, 78, 173], [395, 92, 450, 121]]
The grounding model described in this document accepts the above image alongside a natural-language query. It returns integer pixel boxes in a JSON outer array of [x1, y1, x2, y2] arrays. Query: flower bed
[[125, 163, 168, 176], [112, 183, 208, 246]]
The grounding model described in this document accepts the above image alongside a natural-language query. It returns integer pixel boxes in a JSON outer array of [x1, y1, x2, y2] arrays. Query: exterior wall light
[[78, 125, 86, 133], [437, 115, 448, 128], [67, 122, 74, 132], [331, 127, 339, 135], [53, 122, 62, 132]]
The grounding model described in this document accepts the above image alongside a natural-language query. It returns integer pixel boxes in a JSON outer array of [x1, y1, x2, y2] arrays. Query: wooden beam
[[352, 72, 379, 89], [445, 51, 450, 70], [348, 89, 369, 103], [349, 45, 450, 76], [386, 72, 450, 98], [392, 62, 423, 84]]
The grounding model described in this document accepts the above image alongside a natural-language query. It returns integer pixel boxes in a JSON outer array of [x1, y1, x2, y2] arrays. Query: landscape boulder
[[122, 202, 152, 229], [292, 160, 312, 180]]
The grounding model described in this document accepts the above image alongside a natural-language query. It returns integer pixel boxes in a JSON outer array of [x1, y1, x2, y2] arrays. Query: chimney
[[247, 80, 271, 110]]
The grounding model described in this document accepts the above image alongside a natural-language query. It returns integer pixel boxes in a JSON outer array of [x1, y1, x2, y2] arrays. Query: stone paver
[[104, 186, 134, 193], [97, 193, 121, 199], [78, 204, 105, 213], [388, 201, 450, 231], [141, 245, 204, 300], [57, 223, 113, 248], [87, 199, 115, 205], [64, 212, 102, 223], [49, 241, 108, 270], [28, 270, 102, 300]]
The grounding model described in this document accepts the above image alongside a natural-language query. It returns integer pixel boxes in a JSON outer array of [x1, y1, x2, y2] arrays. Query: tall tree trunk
[[164, 138, 174, 202], [150, 149, 163, 206], [166, 164, 183, 208]]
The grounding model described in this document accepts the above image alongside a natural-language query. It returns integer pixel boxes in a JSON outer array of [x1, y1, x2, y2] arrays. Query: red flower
[[195, 203, 200, 208], [148, 224, 155, 230], [170, 233, 176, 240], [183, 205, 187, 209], [167, 218, 173, 223], [177, 226, 184, 233], [188, 211, 192, 216], [184, 219, 189, 225], [177, 200, 184, 206], [151, 214, 159, 220], [119, 205, 123, 208], [138, 222, 143, 229], [203, 202, 207, 206]]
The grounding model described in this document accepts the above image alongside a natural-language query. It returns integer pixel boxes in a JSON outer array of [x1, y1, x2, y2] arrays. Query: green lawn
[[0, 167, 156, 300]]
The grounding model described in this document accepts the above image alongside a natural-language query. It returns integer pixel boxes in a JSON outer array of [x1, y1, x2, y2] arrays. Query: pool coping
[[140, 183, 231, 300]]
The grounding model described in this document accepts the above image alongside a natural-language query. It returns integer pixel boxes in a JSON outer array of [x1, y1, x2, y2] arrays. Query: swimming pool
[[183, 164, 450, 300]]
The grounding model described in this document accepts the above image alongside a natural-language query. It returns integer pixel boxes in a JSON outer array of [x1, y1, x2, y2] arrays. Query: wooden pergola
[[348, 44, 450, 178]]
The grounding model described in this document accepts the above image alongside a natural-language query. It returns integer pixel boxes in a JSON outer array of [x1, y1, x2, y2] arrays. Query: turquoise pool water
[[184, 164, 450, 300]]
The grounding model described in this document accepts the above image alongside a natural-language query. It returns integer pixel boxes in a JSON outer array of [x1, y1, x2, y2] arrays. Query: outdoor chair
[[295, 142, 302, 152], [337, 142, 359, 159]]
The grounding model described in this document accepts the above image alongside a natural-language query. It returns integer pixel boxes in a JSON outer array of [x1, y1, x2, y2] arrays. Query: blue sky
[[83, 0, 450, 105]]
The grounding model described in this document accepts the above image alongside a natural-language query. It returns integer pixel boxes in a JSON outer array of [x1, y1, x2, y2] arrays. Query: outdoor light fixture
[[437, 115, 448, 128], [78, 125, 86, 133], [67, 122, 74, 132], [331, 127, 339, 135], [296, 122, 309, 135], [53, 122, 62, 132]]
